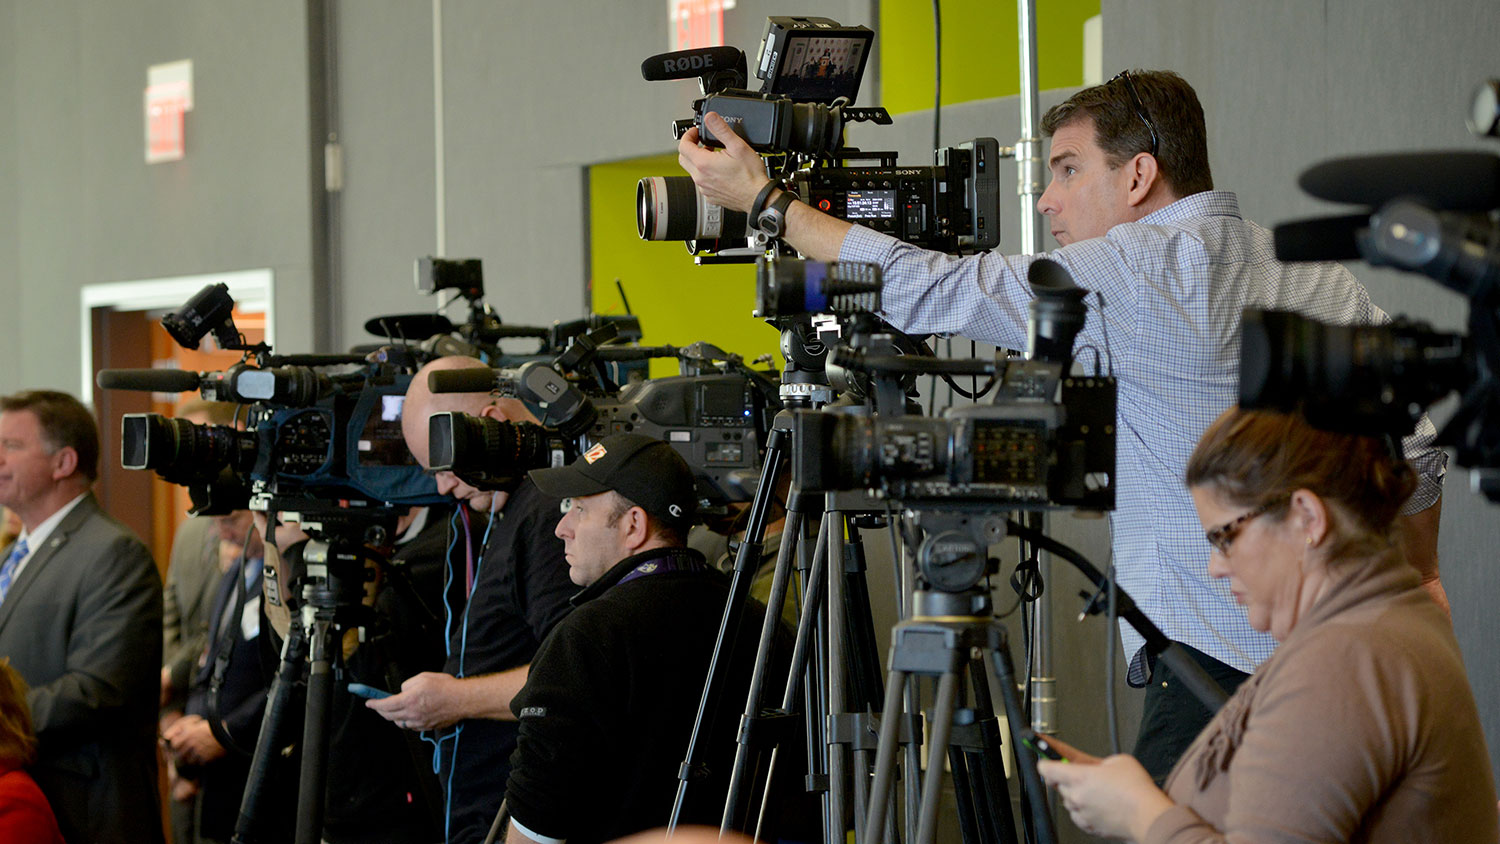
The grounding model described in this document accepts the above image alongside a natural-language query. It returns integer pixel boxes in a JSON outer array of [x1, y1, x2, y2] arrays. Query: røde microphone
[[428, 368, 500, 395], [640, 47, 745, 82], [1298, 151, 1500, 211], [1271, 214, 1370, 262], [96, 368, 202, 393]]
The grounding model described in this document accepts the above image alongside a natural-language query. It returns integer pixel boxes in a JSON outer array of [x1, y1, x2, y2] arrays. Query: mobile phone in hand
[[348, 682, 392, 700], [1020, 728, 1066, 761]]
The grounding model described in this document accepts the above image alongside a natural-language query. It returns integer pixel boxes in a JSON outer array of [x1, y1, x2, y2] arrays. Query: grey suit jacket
[[163, 514, 221, 706], [0, 492, 166, 844]]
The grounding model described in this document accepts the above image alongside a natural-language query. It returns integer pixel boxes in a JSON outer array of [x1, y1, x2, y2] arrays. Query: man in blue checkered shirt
[[679, 69, 1447, 779]]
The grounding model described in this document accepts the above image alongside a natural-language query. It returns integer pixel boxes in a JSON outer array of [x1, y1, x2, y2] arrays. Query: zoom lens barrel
[[428, 412, 557, 490], [637, 176, 748, 242]]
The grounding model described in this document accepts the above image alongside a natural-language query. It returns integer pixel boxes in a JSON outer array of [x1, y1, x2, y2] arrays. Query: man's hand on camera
[[366, 671, 466, 732], [678, 111, 773, 213]]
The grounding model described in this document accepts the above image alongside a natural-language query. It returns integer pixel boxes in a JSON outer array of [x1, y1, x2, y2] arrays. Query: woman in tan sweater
[[1039, 407, 1498, 843]]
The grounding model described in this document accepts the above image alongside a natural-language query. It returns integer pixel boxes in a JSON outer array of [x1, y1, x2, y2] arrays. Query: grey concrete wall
[[332, 0, 873, 351], [0, 1, 17, 377], [0, 0, 317, 396]]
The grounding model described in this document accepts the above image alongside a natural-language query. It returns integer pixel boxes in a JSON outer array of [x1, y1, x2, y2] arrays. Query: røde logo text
[[664, 55, 714, 73]]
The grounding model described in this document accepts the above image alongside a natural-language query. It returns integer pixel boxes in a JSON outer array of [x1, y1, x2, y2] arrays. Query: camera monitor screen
[[357, 393, 418, 467], [763, 30, 871, 104], [845, 189, 896, 221]]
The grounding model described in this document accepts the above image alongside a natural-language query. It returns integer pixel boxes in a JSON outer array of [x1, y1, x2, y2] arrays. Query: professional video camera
[[97, 282, 445, 523], [637, 16, 1000, 257], [1259, 81, 1500, 500], [366, 257, 647, 375], [425, 339, 781, 511], [790, 259, 1116, 511]]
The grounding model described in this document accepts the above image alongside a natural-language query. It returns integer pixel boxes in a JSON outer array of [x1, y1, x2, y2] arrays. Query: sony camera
[[791, 259, 1117, 511], [637, 16, 1000, 257]]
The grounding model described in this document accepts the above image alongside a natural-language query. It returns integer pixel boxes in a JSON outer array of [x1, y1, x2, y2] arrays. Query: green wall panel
[[879, 0, 1099, 115], [588, 155, 783, 379]]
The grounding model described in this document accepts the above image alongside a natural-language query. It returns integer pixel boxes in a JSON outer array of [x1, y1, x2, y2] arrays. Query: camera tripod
[[229, 515, 408, 844], [672, 425, 1049, 844]]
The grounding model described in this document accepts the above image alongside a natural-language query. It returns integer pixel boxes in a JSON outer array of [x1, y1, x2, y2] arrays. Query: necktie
[[0, 539, 31, 604]]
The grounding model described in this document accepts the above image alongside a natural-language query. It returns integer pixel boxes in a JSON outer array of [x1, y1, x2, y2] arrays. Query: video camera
[[1258, 82, 1500, 500], [97, 283, 445, 525], [789, 259, 1116, 511], [426, 342, 781, 512], [637, 16, 1000, 257]]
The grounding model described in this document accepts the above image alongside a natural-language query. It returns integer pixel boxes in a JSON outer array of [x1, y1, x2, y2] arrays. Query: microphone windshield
[[640, 47, 745, 82], [1298, 151, 1500, 211], [1272, 214, 1369, 262], [96, 368, 202, 393], [428, 368, 498, 395]]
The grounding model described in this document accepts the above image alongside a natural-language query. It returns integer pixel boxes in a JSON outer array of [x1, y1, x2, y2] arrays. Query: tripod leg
[[231, 613, 307, 844], [967, 660, 1019, 844], [295, 614, 337, 844], [673, 426, 791, 831], [989, 642, 1057, 844], [861, 666, 909, 844], [948, 745, 983, 844], [824, 511, 849, 844], [915, 670, 959, 844], [720, 505, 804, 833]]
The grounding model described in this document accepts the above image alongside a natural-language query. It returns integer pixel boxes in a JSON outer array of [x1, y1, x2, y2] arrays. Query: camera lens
[[120, 413, 251, 477], [637, 177, 748, 242], [428, 412, 556, 490]]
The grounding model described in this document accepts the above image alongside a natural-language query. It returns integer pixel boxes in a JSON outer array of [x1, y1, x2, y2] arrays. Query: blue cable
[[424, 500, 501, 843]]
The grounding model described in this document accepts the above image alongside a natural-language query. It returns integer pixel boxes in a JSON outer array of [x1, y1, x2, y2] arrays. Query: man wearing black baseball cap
[[503, 433, 768, 844]]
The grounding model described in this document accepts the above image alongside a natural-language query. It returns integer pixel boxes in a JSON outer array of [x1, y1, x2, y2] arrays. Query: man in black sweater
[[366, 355, 575, 844], [505, 434, 770, 844]]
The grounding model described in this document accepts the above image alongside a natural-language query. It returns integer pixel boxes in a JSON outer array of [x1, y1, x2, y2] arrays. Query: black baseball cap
[[528, 434, 697, 531]]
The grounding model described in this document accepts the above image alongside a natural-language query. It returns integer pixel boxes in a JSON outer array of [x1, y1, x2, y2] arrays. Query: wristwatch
[[755, 188, 800, 238]]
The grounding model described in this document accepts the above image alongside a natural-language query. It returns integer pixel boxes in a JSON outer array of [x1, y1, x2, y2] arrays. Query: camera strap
[[617, 548, 709, 586]]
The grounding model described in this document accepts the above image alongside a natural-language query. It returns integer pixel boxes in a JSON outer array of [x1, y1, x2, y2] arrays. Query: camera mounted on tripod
[[97, 283, 447, 528]]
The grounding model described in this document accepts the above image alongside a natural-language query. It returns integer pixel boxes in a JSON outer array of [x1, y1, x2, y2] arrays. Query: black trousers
[[1132, 642, 1251, 784]]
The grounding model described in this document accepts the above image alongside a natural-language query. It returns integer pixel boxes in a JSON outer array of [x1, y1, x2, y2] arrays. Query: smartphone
[[348, 682, 392, 700], [1019, 728, 1066, 762]]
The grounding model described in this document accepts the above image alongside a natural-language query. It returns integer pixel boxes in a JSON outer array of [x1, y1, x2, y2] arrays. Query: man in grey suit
[[0, 389, 165, 844]]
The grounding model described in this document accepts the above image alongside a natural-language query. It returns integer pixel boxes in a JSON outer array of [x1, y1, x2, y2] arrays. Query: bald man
[[366, 356, 575, 844]]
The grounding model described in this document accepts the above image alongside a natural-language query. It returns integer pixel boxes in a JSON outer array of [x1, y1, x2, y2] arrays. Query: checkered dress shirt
[[840, 190, 1445, 681]]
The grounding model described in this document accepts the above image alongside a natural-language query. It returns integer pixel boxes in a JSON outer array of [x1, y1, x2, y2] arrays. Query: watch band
[[756, 188, 800, 238], [748, 180, 780, 222]]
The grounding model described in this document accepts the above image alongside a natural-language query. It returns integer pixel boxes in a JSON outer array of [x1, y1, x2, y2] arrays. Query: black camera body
[[787, 139, 1001, 253], [639, 17, 1000, 259], [430, 370, 773, 512], [121, 364, 445, 518], [793, 365, 1115, 511]]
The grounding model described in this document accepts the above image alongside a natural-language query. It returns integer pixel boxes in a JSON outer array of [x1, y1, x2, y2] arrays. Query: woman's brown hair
[[0, 659, 38, 768], [1185, 408, 1417, 559]]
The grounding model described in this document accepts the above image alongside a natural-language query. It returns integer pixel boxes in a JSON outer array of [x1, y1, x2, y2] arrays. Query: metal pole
[[1015, 0, 1057, 737]]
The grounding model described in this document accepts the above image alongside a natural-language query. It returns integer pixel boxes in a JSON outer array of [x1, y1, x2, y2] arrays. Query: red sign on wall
[[671, 0, 728, 51], [146, 60, 193, 164]]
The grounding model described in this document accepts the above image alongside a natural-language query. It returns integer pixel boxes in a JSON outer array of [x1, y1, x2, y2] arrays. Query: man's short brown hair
[[0, 390, 101, 482], [1041, 69, 1213, 197]]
